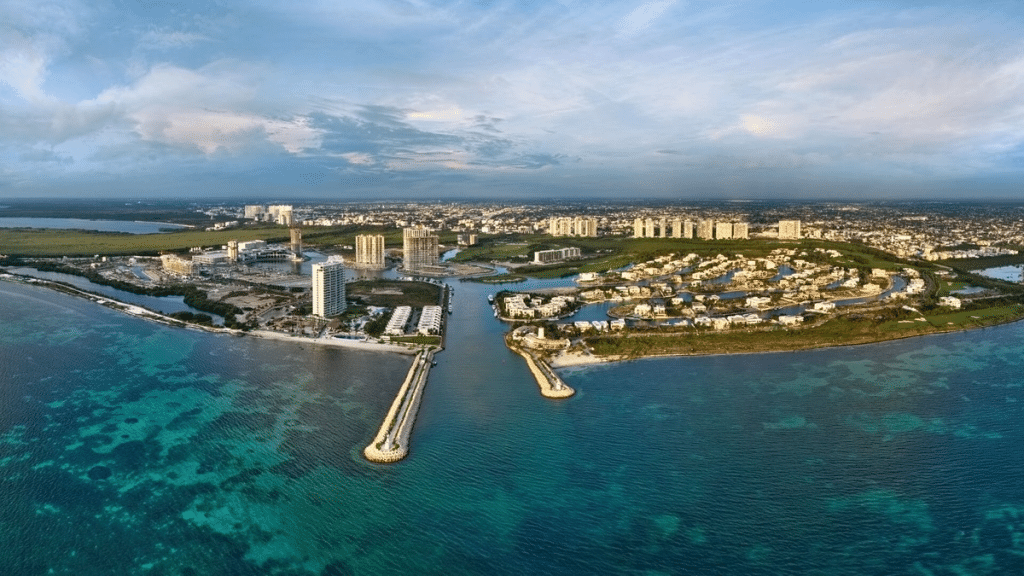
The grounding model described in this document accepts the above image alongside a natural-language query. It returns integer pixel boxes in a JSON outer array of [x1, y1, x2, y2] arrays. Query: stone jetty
[[512, 347, 575, 399], [363, 349, 435, 463]]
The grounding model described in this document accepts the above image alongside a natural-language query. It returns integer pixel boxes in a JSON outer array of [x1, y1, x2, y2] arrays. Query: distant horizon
[[5, 196, 1024, 207]]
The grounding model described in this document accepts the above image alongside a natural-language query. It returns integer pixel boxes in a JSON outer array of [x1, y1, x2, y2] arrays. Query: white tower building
[[312, 257, 347, 318]]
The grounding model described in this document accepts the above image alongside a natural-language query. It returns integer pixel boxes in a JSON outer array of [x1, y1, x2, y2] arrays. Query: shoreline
[[0, 273, 418, 356], [7, 268, 1024, 369]]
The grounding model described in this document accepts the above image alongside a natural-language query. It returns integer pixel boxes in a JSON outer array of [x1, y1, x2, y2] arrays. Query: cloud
[[89, 62, 323, 154], [616, 0, 679, 39]]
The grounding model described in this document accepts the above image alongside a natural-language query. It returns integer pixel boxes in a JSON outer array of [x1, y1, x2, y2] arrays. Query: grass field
[[0, 226, 295, 257]]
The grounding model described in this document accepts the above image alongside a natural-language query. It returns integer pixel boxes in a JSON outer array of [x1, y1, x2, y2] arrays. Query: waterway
[[4, 272, 1024, 574], [0, 217, 188, 234]]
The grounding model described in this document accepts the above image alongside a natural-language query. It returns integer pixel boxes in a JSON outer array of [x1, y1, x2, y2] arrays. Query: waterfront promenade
[[363, 349, 436, 463]]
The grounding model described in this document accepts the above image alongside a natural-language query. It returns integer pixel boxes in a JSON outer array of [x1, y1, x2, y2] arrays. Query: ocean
[[3, 276, 1024, 575]]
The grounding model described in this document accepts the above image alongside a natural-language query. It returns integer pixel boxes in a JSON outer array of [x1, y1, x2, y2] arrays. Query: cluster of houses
[[886, 268, 927, 301], [502, 293, 577, 319], [384, 305, 445, 336]]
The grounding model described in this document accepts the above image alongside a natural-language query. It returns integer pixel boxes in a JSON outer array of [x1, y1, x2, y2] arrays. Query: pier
[[363, 349, 435, 463], [512, 347, 575, 399]]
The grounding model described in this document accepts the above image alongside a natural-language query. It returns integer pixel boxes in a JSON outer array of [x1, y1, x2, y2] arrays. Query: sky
[[2, 0, 1024, 200]]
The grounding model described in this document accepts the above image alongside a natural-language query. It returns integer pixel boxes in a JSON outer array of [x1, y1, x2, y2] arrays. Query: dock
[[363, 349, 435, 463]]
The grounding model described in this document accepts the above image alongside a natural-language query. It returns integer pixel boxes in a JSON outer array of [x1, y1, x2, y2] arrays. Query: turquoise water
[[4, 277, 1024, 575]]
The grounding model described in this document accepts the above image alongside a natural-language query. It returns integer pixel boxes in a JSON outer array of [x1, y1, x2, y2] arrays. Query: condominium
[[417, 306, 443, 335], [355, 234, 386, 269], [160, 254, 194, 275], [403, 227, 439, 271], [779, 220, 802, 240], [244, 204, 293, 226], [548, 216, 598, 237], [574, 217, 598, 237], [533, 247, 581, 264], [312, 256, 347, 318], [716, 222, 734, 240], [268, 205, 293, 226], [732, 222, 749, 239], [697, 219, 715, 240]]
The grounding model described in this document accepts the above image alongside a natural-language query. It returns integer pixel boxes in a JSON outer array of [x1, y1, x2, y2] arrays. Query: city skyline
[[3, 1, 1024, 200]]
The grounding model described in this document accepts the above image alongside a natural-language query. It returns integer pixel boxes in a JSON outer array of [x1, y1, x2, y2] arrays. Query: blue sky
[[2, 0, 1024, 200]]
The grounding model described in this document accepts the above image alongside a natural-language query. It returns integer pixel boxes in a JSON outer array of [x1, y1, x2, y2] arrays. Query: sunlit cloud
[[2, 0, 1024, 197]]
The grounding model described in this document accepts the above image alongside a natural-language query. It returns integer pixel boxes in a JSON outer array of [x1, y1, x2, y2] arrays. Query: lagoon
[[0, 217, 189, 234]]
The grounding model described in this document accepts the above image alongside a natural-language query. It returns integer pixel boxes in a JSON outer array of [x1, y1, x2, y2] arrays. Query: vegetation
[[14, 261, 246, 327], [938, 249, 1024, 270], [454, 235, 922, 280], [364, 314, 390, 338], [389, 335, 442, 345], [168, 311, 214, 325], [0, 226, 294, 257], [347, 280, 442, 307], [585, 300, 1024, 359]]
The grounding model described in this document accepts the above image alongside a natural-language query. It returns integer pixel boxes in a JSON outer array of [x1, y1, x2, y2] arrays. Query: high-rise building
[[243, 205, 265, 220], [716, 222, 734, 240], [697, 219, 715, 240], [403, 227, 439, 271], [644, 218, 655, 238], [779, 220, 801, 239], [355, 234, 386, 268], [733, 222, 749, 239], [573, 217, 598, 237], [227, 240, 239, 261], [683, 219, 694, 239], [312, 256, 347, 318], [658, 218, 667, 238], [549, 216, 597, 237], [548, 217, 571, 236], [634, 218, 644, 238], [268, 205, 293, 226], [289, 228, 303, 259]]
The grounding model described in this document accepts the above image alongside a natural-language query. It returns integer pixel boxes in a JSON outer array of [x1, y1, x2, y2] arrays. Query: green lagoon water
[[3, 276, 1024, 575]]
